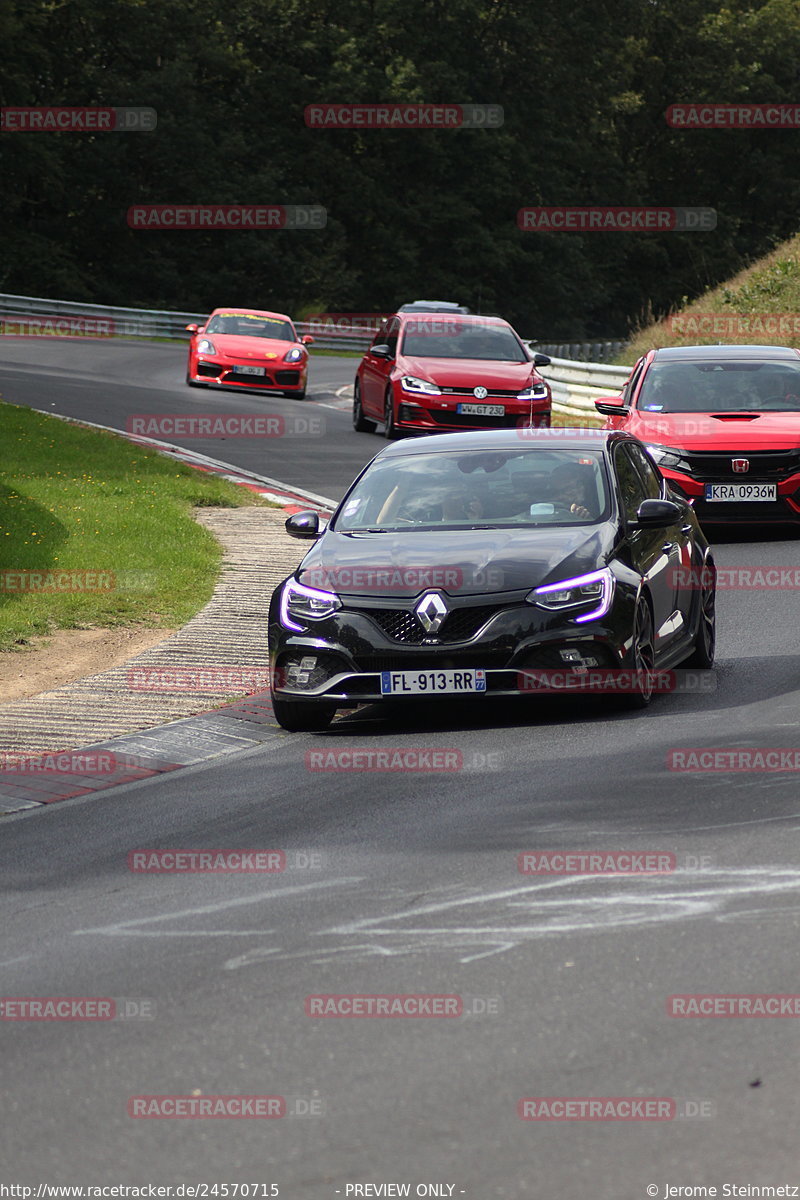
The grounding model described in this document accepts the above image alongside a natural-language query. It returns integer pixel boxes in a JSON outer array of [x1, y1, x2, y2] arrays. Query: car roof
[[652, 344, 800, 361], [397, 301, 470, 313], [397, 312, 508, 327], [209, 307, 293, 323], [376, 429, 633, 457]]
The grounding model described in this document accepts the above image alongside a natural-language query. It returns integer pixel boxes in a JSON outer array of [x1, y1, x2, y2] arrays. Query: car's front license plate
[[705, 483, 777, 502], [457, 403, 505, 416], [380, 668, 487, 695], [235, 365, 267, 376]]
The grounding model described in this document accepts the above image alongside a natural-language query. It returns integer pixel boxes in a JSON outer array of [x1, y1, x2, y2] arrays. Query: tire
[[271, 697, 336, 732], [620, 597, 656, 710], [288, 388, 307, 400], [186, 369, 204, 388], [384, 388, 400, 439], [682, 560, 716, 668], [353, 380, 377, 432]]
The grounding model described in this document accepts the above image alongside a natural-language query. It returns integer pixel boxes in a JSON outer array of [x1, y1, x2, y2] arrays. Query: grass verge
[[0, 402, 272, 653]]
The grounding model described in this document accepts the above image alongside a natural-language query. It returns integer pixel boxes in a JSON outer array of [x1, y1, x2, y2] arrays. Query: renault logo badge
[[415, 592, 449, 633]]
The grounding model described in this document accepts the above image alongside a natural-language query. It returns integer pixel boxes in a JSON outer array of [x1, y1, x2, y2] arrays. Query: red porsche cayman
[[185, 308, 314, 397], [595, 344, 800, 524]]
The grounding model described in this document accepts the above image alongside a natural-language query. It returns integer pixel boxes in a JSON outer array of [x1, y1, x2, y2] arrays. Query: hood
[[399, 355, 535, 389], [202, 334, 298, 360], [296, 525, 611, 599], [627, 409, 800, 451]]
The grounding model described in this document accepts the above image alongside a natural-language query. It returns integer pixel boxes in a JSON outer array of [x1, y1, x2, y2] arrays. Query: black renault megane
[[268, 429, 716, 731]]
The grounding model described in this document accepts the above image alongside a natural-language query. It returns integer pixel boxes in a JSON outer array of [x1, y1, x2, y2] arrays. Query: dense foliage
[[2, 0, 799, 337]]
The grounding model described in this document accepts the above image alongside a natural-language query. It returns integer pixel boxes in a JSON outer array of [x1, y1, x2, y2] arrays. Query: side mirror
[[628, 498, 682, 530], [285, 511, 324, 540], [185, 323, 199, 334], [533, 352, 551, 367], [595, 395, 630, 416], [301, 334, 314, 345], [370, 344, 392, 359]]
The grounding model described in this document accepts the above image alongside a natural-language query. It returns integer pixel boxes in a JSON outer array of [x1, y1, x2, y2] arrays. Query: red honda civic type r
[[185, 308, 314, 397], [595, 344, 800, 524], [353, 312, 552, 437]]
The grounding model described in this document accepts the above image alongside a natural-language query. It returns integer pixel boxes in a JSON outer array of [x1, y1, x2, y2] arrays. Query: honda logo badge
[[731, 458, 750, 473]]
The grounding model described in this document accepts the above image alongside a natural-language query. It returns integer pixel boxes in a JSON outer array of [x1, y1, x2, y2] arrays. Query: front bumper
[[191, 357, 307, 390], [663, 468, 800, 523], [270, 599, 629, 704], [392, 393, 552, 433]]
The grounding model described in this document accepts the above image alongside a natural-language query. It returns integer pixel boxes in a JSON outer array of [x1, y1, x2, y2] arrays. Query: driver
[[549, 463, 595, 520]]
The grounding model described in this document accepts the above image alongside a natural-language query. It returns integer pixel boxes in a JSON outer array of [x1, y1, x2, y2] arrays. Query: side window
[[614, 445, 648, 521], [622, 358, 646, 406], [628, 444, 662, 499], [384, 319, 400, 358]]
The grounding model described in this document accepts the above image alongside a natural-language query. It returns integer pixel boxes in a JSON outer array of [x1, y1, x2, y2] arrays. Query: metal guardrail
[[531, 340, 628, 363], [0, 292, 633, 414]]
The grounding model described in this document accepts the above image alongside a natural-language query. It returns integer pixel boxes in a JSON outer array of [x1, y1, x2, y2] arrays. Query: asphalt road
[[2, 339, 800, 1197], [0, 338, 372, 500]]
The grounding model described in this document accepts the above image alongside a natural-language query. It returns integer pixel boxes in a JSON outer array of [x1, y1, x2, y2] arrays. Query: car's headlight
[[279, 577, 341, 631], [197, 339, 217, 355], [517, 381, 549, 400], [284, 347, 305, 363], [401, 375, 442, 396], [528, 567, 615, 623], [644, 443, 685, 469]]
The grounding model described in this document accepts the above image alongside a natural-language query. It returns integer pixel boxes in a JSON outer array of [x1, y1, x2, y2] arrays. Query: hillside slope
[[623, 233, 800, 363]]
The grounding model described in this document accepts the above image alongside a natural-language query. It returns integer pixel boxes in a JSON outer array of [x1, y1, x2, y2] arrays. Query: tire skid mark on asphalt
[[70, 877, 363, 937], [203, 867, 800, 969]]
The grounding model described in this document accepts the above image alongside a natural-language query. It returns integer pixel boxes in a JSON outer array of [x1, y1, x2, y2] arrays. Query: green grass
[[621, 231, 800, 364], [0, 402, 272, 652]]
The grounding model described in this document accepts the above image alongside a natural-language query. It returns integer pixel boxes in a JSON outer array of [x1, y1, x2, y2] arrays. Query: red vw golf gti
[[185, 308, 314, 397], [595, 344, 800, 524], [353, 312, 552, 436]]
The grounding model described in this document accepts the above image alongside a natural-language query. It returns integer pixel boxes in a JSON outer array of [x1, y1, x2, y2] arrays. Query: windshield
[[333, 449, 610, 531], [400, 320, 527, 362], [205, 314, 295, 341], [637, 359, 800, 413]]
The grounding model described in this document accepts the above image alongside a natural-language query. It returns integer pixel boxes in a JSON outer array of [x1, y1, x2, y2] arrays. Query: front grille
[[428, 411, 530, 429], [275, 370, 300, 385], [349, 604, 506, 644], [684, 451, 800, 480], [439, 387, 523, 398], [227, 370, 274, 383], [197, 363, 223, 377], [353, 649, 513, 673]]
